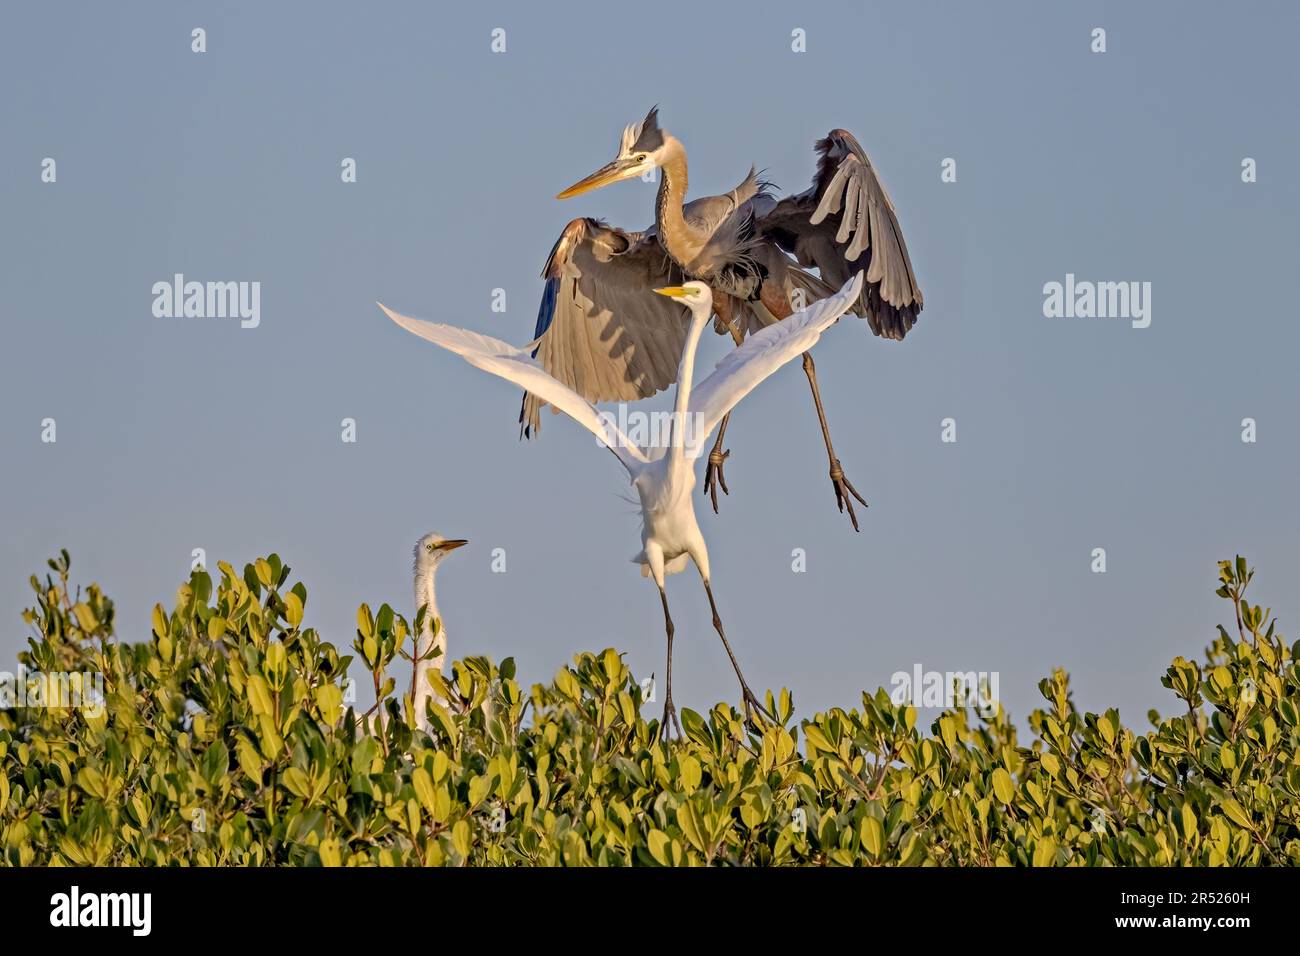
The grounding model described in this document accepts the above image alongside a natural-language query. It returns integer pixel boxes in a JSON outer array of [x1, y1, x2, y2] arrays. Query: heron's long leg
[[755, 279, 868, 530], [658, 585, 683, 741], [701, 579, 773, 727], [703, 296, 747, 512], [801, 351, 868, 532]]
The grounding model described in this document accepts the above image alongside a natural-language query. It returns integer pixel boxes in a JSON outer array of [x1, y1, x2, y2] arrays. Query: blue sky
[[2, 1, 1298, 727]]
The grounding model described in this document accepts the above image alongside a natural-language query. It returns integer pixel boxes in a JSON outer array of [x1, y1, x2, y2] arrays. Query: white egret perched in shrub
[[353, 533, 467, 735], [410, 533, 466, 732], [379, 273, 862, 736]]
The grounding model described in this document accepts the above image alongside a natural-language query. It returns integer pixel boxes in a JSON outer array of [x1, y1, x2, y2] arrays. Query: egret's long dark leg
[[657, 585, 683, 741], [703, 295, 746, 512], [801, 350, 868, 532], [701, 579, 773, 727]]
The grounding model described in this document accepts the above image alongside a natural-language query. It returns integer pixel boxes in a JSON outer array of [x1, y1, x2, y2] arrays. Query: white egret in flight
[[379, 273, 863, 735]]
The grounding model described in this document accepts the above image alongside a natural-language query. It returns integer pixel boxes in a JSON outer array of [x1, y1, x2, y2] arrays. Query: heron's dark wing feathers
[[757, 130, 922, 340], [521, 217, 691, 437]]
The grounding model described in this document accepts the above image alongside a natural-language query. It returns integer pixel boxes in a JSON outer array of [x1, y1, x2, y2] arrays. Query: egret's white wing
[[683, 273, 864, 460], [379, 304, 649, 472]]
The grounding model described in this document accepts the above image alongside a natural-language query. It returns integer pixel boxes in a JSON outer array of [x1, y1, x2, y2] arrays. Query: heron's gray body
[[525, 108, 927, 532], [650, 147, 770, 301], [524, 108, 923, 434]]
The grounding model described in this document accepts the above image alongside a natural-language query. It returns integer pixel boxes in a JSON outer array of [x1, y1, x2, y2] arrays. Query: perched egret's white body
[[380, 272, 863, 733], [411, 532, 466, 733]]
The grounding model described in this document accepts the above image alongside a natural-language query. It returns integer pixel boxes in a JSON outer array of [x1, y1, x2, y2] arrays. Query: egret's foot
[[660, 697, 684, 742], [704, 447, 731, 513], [828, 458, 868, 532]]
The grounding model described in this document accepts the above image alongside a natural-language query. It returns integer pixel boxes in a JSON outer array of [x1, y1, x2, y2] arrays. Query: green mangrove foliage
[[1, 552, 1297, 866]]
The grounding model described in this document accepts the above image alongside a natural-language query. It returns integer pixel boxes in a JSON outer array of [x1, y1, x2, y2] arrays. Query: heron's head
[[652, 280, 713, 316], [413, 532, 468, 574], [557, 106, 670, 200]]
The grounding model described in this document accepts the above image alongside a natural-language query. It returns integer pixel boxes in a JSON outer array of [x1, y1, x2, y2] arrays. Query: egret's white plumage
[[410, 532, 466, 733], [380, 272, 863, 733]]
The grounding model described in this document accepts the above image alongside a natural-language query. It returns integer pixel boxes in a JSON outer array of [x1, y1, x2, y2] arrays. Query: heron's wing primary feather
[[379, 304, 649, 472], [757, 130, 922, 341], [683, 273, 864, 460], [522, 218, 692, 437]]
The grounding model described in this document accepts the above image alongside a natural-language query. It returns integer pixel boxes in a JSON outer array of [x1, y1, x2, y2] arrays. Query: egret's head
[[652, 280, 713, 316], [557, 106, 670, 199], [413, 532, 468, 574]]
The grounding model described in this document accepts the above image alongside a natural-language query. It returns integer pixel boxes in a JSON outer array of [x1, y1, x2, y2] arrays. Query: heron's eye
[[426, 544, 435, 553]]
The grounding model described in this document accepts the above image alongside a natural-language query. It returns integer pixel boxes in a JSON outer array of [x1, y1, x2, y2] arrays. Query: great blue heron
[[410, 533, 466, 732], [525, 107, 923, 531], [380, 273, 863, 734]]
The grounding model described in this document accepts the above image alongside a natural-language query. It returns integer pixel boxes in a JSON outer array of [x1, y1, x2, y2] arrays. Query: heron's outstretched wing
[[522, 217, 692, 436], [380, 304, 649, 473], [683, 273, 864, 460], [758, 130, 922, 340]]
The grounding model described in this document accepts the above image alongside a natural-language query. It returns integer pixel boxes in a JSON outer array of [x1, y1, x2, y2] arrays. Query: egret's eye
[[426, 544, 435, 553]]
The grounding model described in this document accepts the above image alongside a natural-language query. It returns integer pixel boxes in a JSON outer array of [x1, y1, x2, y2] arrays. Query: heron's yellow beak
[[653, 286, 690, 298], [556, 160, 636, 200], [436, 538, 468, 552]]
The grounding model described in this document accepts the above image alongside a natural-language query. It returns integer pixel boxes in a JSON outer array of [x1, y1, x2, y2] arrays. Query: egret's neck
[[412, 562, 446, 732], [656, 137, 706, 266], [669, 311, 710, 457], [414, 567, 442, 661]]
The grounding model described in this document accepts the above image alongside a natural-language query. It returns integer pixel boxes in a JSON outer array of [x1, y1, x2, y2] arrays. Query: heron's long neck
[[656, 138, 707, 266], [668, 313, 708, 460]]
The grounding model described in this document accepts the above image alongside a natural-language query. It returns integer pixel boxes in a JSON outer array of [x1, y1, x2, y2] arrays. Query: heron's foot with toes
[[703, 444, 731, 513], [828, 458, 868, 532]]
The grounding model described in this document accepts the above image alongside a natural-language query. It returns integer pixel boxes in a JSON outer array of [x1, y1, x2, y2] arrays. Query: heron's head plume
[[621, 106, 665, 157], [556, 106, 670, 199], [413, 532, 468, 575]]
